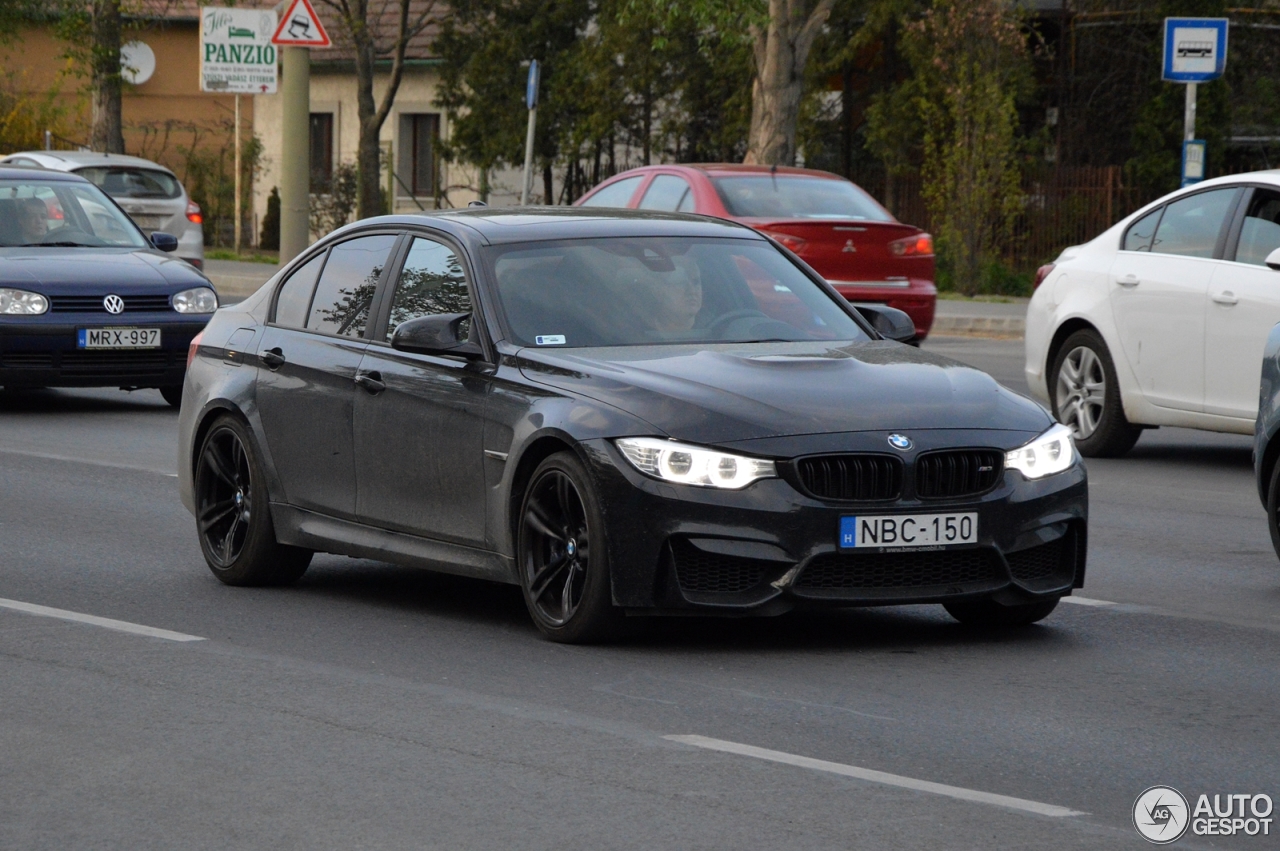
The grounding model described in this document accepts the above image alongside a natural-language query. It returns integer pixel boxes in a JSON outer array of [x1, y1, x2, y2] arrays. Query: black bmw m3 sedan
[[177, 208, 1086, 642]]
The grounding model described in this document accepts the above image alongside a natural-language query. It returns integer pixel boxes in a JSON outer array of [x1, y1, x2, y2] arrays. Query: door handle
[[261, 347, 286, 369], [1117, 274, 1140, 288], [354, 370, 386, 394], [1212, 291, 1239, 305]]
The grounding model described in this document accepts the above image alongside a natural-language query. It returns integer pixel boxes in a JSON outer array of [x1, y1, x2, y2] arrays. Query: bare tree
[[316, 0, 441, 219]]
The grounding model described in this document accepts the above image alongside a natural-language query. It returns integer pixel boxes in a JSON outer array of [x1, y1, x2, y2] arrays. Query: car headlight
[[0, 288, 49, 315], [1005, 423, 1076, 479], [615, 437, 777, 489], [173, 287, 218, 314]]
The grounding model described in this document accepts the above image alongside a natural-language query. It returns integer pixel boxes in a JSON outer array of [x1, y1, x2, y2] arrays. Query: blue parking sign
[[1163, 18, 1228, 83]]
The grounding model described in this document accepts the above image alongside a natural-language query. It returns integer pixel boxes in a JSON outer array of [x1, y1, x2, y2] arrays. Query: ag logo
[[103, 294, 125, 315], [887, 433, 912, 451], [1134, 786, 1190, 844]]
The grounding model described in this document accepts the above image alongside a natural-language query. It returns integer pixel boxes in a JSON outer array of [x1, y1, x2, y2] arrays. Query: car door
[[352, 233, 490, 546], [1204, 186, 1280, 418], [1109, 186, 1240, 412], [255, 232, 399, 518]]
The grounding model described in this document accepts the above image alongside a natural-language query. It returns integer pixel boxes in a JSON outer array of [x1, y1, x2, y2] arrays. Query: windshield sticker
[[535, 334, 566, 346]]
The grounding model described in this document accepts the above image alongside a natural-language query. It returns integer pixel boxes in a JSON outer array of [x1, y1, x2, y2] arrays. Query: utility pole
[[234, 94, 242, 253], [278, 47, 310, 262]]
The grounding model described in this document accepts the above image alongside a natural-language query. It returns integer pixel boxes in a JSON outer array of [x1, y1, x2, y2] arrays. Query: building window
[[397, 113, 438, 197], [309, 113, 334, 192]]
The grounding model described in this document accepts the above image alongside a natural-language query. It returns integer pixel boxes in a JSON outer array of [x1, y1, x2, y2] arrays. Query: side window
[[272, 252, 326, 328], [306, 234, 397, 337], [1123, 208, 1163, 252], [1150, 188, 1238, 258], [386, 237, 472, 340], [579, 175, 643, 208], [638, 175, 695, 212], [1234, 190, 1280, 266]]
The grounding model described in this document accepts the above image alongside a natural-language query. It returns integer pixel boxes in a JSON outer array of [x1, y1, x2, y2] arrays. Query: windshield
[[712, 176, 893, 221], [0, 179, 149, 248], [75, 166, 182, 199], [487, 237, 871, 348]]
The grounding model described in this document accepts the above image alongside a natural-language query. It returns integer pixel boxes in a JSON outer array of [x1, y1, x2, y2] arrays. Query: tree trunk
[[743, 0, 835, 166], [542, 163, 553, 205], [90, 0, 124, 153], [352, 8, 383, 220]]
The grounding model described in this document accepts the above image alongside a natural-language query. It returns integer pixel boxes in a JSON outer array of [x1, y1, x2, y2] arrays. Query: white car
[[1026, 171, 1280, 456], [0, 151, 204, 269]]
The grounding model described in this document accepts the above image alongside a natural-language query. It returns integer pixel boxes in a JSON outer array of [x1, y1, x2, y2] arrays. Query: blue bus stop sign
[[526, 60, 540, 110], [1163, 18, 1228, 83]]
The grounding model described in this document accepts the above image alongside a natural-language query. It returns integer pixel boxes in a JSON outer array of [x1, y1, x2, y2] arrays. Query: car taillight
[[762, 230, 808, 253], [888, 233, 934, 257], [187, 330, 204, 369], [186, 200, 203, 224], [1033, 263, 1055, 289]]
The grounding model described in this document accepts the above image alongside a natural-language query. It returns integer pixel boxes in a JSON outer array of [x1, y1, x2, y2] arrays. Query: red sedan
[[574, 164, 936, 338]]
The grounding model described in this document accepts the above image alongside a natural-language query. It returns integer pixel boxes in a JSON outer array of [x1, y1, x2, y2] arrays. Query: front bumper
[[0, 313, 210, 388], [582, 439, 1087, 615]]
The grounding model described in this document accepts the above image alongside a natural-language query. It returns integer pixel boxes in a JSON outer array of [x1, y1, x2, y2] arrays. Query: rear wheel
[[944, 597, 1060, 627], [516, 451, 620, 643], [1051, 329, 1141, 457], [160, 385, 183, 408], [194, 415, 311, 586]]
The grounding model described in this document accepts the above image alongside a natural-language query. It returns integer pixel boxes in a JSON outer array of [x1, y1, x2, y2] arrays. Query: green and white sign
[[200, 7, 278, 94]]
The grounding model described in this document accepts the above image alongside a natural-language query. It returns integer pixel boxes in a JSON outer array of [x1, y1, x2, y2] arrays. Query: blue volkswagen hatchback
[[0, 167, 217, 406]]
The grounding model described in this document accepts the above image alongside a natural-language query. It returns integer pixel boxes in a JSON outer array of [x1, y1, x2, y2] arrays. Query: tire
[[1050, 329, 1142, 458], [516, 451, 621, 643], [160, 385, 183, 408], [1266, 460, 1280, 562], [194, 414, 312, 586], [943, 597, 1060, 627]]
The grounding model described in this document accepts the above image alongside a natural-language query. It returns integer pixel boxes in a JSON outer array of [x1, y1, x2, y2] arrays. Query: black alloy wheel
[[194, 414, 311, 586], [943, 597, 1060, 627], [1051, 329, 1142, 458], [517, 452, 619, 643]]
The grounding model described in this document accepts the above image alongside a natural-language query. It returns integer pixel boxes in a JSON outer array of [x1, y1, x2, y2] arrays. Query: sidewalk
[[930, 297, 1027, 338], [203, 259, 278, 305]]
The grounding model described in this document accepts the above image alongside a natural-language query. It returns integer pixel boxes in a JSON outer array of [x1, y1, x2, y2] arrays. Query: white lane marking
[[0, 598, 205, 642], [0, 447, 177, 477], [664, 735, 1086, 818], [1060, 596, 1117, 607]]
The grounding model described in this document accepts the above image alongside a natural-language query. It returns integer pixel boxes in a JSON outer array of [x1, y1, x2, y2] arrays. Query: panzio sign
[[200, 8, 278, 93]]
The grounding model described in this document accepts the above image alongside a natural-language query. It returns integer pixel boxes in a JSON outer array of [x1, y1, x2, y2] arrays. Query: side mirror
[[852, 303, 917, 343], [1266, 247, 1280, 271], [390, 313, 485, 360], [151, 232, 178, 252]]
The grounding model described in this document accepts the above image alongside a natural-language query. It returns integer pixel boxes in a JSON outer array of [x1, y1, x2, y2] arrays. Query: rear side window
[[1235, 190, 1280, 266], [1122, 208, 1162, 252], [272, 252, 326, 328], [306, 234, 397, 337], [76, 167, 182, 199], [638, 175, 695, 212], [1150, 188, 1238, 258], [579, 175, 643, 208]]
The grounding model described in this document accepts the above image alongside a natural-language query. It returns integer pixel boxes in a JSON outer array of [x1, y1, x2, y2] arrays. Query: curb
[[930, 315, 1025, 339]]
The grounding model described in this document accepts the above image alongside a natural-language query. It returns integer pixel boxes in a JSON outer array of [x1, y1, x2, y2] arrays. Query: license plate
[[77, 328, 161, 349], [839, 512, 978, 549]]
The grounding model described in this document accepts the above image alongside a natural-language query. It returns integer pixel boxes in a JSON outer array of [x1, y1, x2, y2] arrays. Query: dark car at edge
[[177, 208, 1087, 642]]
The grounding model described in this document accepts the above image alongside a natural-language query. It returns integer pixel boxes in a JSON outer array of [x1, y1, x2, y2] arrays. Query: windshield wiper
[[21, 241, 96, 247]]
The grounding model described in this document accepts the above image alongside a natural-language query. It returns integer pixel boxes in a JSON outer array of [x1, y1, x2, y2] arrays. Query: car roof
[[346, 206, 768, 246], [1, 150, 177, 174], [0, 166, 91, 183], [601, 163, 847, 181]]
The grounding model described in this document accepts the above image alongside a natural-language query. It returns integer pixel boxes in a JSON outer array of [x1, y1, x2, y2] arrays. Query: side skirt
[[272, 504, 518, 585]]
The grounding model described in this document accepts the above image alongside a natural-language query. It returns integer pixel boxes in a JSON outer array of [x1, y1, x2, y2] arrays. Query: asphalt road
[[1, 338, 1276, 849]]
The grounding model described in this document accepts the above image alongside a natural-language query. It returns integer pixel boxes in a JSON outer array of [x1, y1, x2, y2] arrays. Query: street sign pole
[[521, 60, 539, 206], [1163, 17, 1227, 187], [279, 46, 310, 264], [1184, 81, 1196, 143]]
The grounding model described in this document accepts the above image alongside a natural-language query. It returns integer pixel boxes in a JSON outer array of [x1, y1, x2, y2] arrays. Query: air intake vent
[[671, 539, 772, 596], [915, 449, 1002, 499], [795, 454, 902, 501], [796, 548, 999, 591]]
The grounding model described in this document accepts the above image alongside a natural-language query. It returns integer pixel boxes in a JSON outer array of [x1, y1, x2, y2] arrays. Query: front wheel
[[194, 414, 312, 586], [516, 451, 620, 643], [1051, 329, 1141, 458], [944, 597, 1060, 627]]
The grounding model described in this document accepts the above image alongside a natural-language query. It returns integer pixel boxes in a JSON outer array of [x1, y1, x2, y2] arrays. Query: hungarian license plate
[[78, 327, 161, 349], [839, 512, 978, 549]]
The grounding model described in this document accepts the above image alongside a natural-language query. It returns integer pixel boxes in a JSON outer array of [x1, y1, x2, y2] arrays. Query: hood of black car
[[0, 248, 206, 292], [518, 340, 1053, 444]]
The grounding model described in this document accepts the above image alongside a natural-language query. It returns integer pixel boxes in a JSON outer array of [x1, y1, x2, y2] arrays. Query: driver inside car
[[18, 197, 48, 244], [646, 254, 703, 334]]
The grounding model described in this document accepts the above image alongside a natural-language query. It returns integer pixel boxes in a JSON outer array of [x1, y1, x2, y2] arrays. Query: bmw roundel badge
[[887, 433, 912, 451]]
